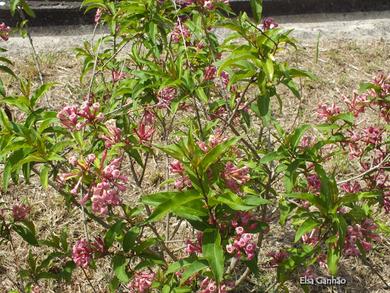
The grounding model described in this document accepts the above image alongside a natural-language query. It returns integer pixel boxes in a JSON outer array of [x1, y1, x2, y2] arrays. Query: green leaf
[[39, 165, 49, 189], [202, 229, 225, 283], [112, 255, 129, 283], [199, 137, 240, 172], [30, 83, 55, 107], [289, 124, 310, 149], [327, 247, 340, 275], [122, 227, 140, 252], [250, 0, 263, 24], [13, 221, 39, 246], [180, 260, 208, 285], [104, 221, 124, 248], [146, 190, 203, 222], [294, 218, 320, 242], [264, 58, 274, 81]]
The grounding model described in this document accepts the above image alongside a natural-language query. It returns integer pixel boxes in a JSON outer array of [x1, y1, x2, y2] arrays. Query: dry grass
[[0, 38, 389, 292]]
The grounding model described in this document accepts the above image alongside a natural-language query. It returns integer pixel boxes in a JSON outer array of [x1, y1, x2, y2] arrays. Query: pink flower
[[185, 233, 202, 255], [0, 23, 10, 41], [171, 21, 191, 43], [343, 93, 369, 117], [267, 250, 288, 267], [170, 160, 184, 175], [157, 87, 176, 109], [204, 66, 217, 81], [316, 103, 340, 120], [12, 204, 30, 221], [135, 123, 155, 143], [174, 175, 192, 190], [112, 70, 126, 83], [341, 181, 361, 193], [57, 106, 78, 129], [95, 8, 103, 23], [68, 155, 78, 166], [226, 244, 235, 254], [101, 120, 122, 148], [362, 127, 382, 145], [222, 162, 250, 193], [91, 157, 128, 215], [235, 226, 244, 235], [72, 239, 92, 268], [306, 174, 321, 192], [91, 236, 106, 255], [343, 219, 380, 257], [127, 271, 155, 293], [261, 17, 278, 31], [300, 135, 314, 148], [301, 228, 319, 245]]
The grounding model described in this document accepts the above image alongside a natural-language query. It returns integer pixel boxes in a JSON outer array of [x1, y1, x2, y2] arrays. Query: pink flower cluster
[[197, 129, 227, 153], [170, 160, 192, 190], [91, 156, 128, 215], [72, 237, 106, 268], [72, 239, 92, 268], [226, 226, 257, 260], [261, 17, 278, 31], [199, 277, 232, 293], [0, 23, 10, 41], [299, 135, 315, 149], [127, 271, 155, 293], [204, 66, 217, 81], [301, 228, 319, 246], [342, 93, 369, 117], [306, 174, 321, 193], [222, 162, 250, 193], [340, 181, 361, 193], [171, 21, 191, 43], [267, 250, 288, 267], [157, 87, 177, 109], [316, 103, 341, 120], [343, 219, 380, 257], [135, 110, 156, 144], [12, 204, 31, 221], [57, 101, 104, 130], [185, 232, 203, 255], [101, 120, 122, 148], [112, 70, 126, 83]]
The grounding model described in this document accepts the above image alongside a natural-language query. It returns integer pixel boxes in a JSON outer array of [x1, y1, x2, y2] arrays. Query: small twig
[[81, 267, 98, 293], [336, 154, 389, 185]]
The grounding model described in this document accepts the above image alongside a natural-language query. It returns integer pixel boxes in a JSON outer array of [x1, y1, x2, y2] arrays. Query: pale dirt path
[[3, 10, 390, 55]]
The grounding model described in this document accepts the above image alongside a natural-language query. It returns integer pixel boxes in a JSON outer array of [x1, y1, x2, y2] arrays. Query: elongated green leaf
[[264, 58, 274, 81], [327, 246, 340, 275], [202, 229, 224, 283], [13, 221, 39, 246], [31, 83, 55, 107], [199, 137, 240, 172], [289, 124, 310, 149], [294, 218, 320, 242], [146, 190, 203, 222], [250, 0, 263, 24], [40, 165, 49, 189], [180, 260, 208, 285]]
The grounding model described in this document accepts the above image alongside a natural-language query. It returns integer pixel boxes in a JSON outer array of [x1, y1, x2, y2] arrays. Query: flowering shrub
[[0, 0, 389, 292]]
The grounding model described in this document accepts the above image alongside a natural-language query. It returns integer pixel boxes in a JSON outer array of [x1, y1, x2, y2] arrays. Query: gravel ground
[[3, 11, 390, 54]]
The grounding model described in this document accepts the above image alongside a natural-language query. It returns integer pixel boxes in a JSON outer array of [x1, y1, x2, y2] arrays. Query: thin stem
[[81, 267, 98, 293], [336, 154, 389, 185]]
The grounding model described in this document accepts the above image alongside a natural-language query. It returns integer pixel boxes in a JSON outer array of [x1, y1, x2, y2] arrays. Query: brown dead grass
[[0, 39, 389, 292]]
